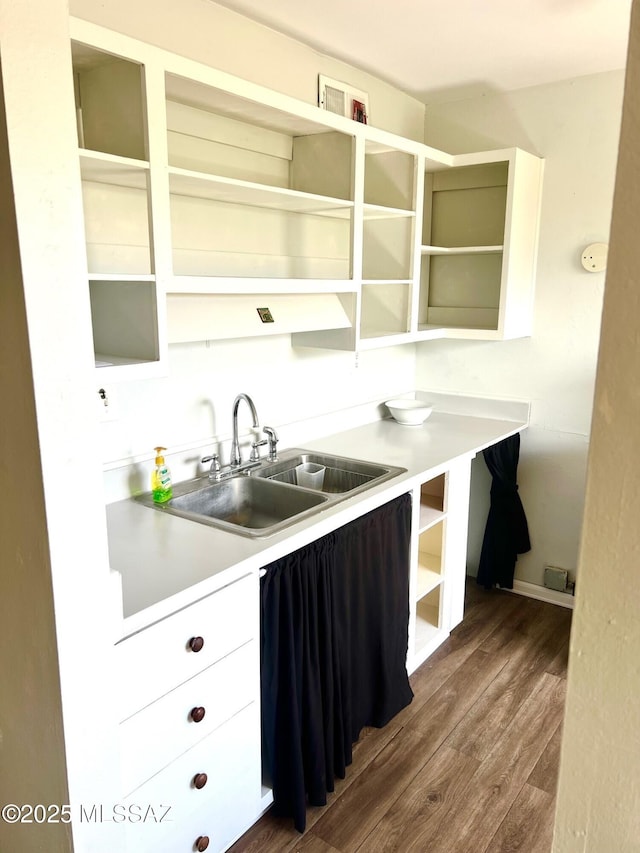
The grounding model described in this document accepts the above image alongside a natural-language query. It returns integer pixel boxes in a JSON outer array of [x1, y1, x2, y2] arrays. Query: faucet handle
[[201, 454, 221, 478], [250, 440, 265, 462], [263, 426, 279, 461]]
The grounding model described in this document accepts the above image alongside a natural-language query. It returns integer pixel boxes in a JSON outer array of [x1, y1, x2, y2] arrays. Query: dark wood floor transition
[[231, 579, 572, 853]]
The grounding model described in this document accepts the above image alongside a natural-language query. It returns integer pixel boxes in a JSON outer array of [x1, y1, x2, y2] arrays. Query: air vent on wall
[[318, 75, 369, 123]]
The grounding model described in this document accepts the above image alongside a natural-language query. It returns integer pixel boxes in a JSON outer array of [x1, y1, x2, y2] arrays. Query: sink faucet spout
[[230, 393, 259, 467]]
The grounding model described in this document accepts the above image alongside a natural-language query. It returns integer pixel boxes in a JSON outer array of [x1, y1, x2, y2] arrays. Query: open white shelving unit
[[417, 151, 544, 341], [407, 456, 474, 675], [73, 35, 165, 380], [70, 18, 543, 380], [409, 473, 447, 668]]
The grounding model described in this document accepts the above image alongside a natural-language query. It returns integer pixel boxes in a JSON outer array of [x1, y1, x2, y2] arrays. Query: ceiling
[[213, 0, 632, 104]]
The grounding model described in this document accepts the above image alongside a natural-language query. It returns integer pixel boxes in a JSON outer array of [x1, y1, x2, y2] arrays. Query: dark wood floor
[[230, 580, 572, 853]]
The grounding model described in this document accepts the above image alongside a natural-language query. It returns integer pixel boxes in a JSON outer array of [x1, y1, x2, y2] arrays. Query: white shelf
[[164, 69, 353, 141], [414, 600, 441, 650], [411, 329, 447, 344], [361, 278, 413, 286], [364, 138, 422, 157], [167, 276, 357, 295], [363, 202, 416, 220], [357, 331, 414, 348], [95, 353, 157, 368], [416, 562, 442, 599], [168, 167, 354, 217], [88, 273, 156, 282], [419, 496, 445, 531], [421, 244, 503, 255], [415, 324, 448, 338], [79, 149, 149, 189]]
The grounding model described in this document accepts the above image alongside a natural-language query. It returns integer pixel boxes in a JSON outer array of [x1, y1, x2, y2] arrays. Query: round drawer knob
[[195, 836, 210, 852], [190, 706, 206, 723], [189, 636, 204, 653], [193, 772, 208, 789]]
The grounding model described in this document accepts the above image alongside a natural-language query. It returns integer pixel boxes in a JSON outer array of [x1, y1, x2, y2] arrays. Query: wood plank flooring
[[230, 580, 572, 853]]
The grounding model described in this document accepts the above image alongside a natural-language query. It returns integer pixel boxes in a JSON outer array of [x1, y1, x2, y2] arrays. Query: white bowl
[[385, 399, 434, 425]]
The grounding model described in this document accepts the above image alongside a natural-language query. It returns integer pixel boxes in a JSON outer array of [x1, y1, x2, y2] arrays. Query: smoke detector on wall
[[581, 242, 608, 272]]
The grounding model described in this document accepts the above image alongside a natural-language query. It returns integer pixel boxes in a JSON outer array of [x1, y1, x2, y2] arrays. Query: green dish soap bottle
[[152, 446, 173, 503]]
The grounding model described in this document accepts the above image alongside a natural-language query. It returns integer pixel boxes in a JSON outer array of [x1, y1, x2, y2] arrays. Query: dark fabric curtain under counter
[[260, 494, 413, 832], [477, 433, 531, 590]]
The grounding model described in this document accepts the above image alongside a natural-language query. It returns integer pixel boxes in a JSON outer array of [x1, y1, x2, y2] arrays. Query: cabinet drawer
[[124, 703, 261, 853], [115, 573, 256, 720], [120, 640, 257, 796]]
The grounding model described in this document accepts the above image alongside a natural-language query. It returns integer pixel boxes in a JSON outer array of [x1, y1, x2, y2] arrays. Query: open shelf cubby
[[417, 521, 444, 598], [419, 473, 446, 529], [164, 83, 355, 282], [414, 586, 442, 653], [419, 161, 508, 332]]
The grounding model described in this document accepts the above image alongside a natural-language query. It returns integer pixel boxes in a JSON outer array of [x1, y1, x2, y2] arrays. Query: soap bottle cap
[[154, 446, 166, 465]]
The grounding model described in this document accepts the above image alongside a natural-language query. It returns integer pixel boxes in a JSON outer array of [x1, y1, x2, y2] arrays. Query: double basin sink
[[139, 449, 406, 538]]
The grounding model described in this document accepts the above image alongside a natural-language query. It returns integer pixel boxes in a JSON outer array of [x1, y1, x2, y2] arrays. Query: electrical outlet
[[96, 385, 119, 422]]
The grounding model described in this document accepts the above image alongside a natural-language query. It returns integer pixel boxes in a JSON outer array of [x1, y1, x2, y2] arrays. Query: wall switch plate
[[96, 385, 118, 422]]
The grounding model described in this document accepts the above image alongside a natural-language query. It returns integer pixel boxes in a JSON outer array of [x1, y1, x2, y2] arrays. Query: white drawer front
[[120, 640, 257, 796], [124, 703, 261, 853], [116, 573, 256, 720]]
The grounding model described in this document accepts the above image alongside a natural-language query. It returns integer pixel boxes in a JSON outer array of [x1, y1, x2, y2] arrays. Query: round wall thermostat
[[581, 243, 608, 272]]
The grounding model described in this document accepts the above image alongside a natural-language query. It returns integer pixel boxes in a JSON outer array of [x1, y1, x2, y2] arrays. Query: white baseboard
[[506, 579, 575, 609]]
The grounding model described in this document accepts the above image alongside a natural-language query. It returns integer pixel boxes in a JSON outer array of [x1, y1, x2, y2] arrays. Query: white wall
[[418, 71, 625, 587], [554, 2, 640, 846], [70, 0, 425, 141]]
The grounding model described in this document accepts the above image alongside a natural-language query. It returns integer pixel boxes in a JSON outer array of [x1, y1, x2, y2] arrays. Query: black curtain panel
[[260, 494, 413, 832], [477, 433, 531, 590]]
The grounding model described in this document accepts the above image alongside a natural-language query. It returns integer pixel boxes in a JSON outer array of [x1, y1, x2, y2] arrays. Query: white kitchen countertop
[[107, 410, 526, 638]]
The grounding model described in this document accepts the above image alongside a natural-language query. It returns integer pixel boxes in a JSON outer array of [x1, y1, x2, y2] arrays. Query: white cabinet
[[407, 458, 472, 674], [418, 148, 544, 340], [72, 39, 166, 380], [115, 574, 263, 853], [69, 19, 543, 380], [119, 641, 257, 795], [123, 702, 261, 853], [114, 573, 255, 721], [359, 143, 419, 346]]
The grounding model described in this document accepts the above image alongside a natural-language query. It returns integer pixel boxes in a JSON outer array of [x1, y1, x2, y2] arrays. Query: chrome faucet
[[230, 393, 260, 467], [201, 393, 279, 479]]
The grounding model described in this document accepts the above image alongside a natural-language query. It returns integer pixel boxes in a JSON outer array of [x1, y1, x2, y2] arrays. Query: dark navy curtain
[[477, 433, 531, 590], [260, 494, 413, 832]]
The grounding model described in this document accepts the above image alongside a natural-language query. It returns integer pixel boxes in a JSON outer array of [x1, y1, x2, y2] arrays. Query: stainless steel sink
[[140, 475, 328, 537], [138, 448, 405, 538], [255, 450, 399, 495]]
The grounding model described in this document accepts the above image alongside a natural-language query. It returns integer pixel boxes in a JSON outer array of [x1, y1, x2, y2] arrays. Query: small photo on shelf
[[352, 99, 368, 124]]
